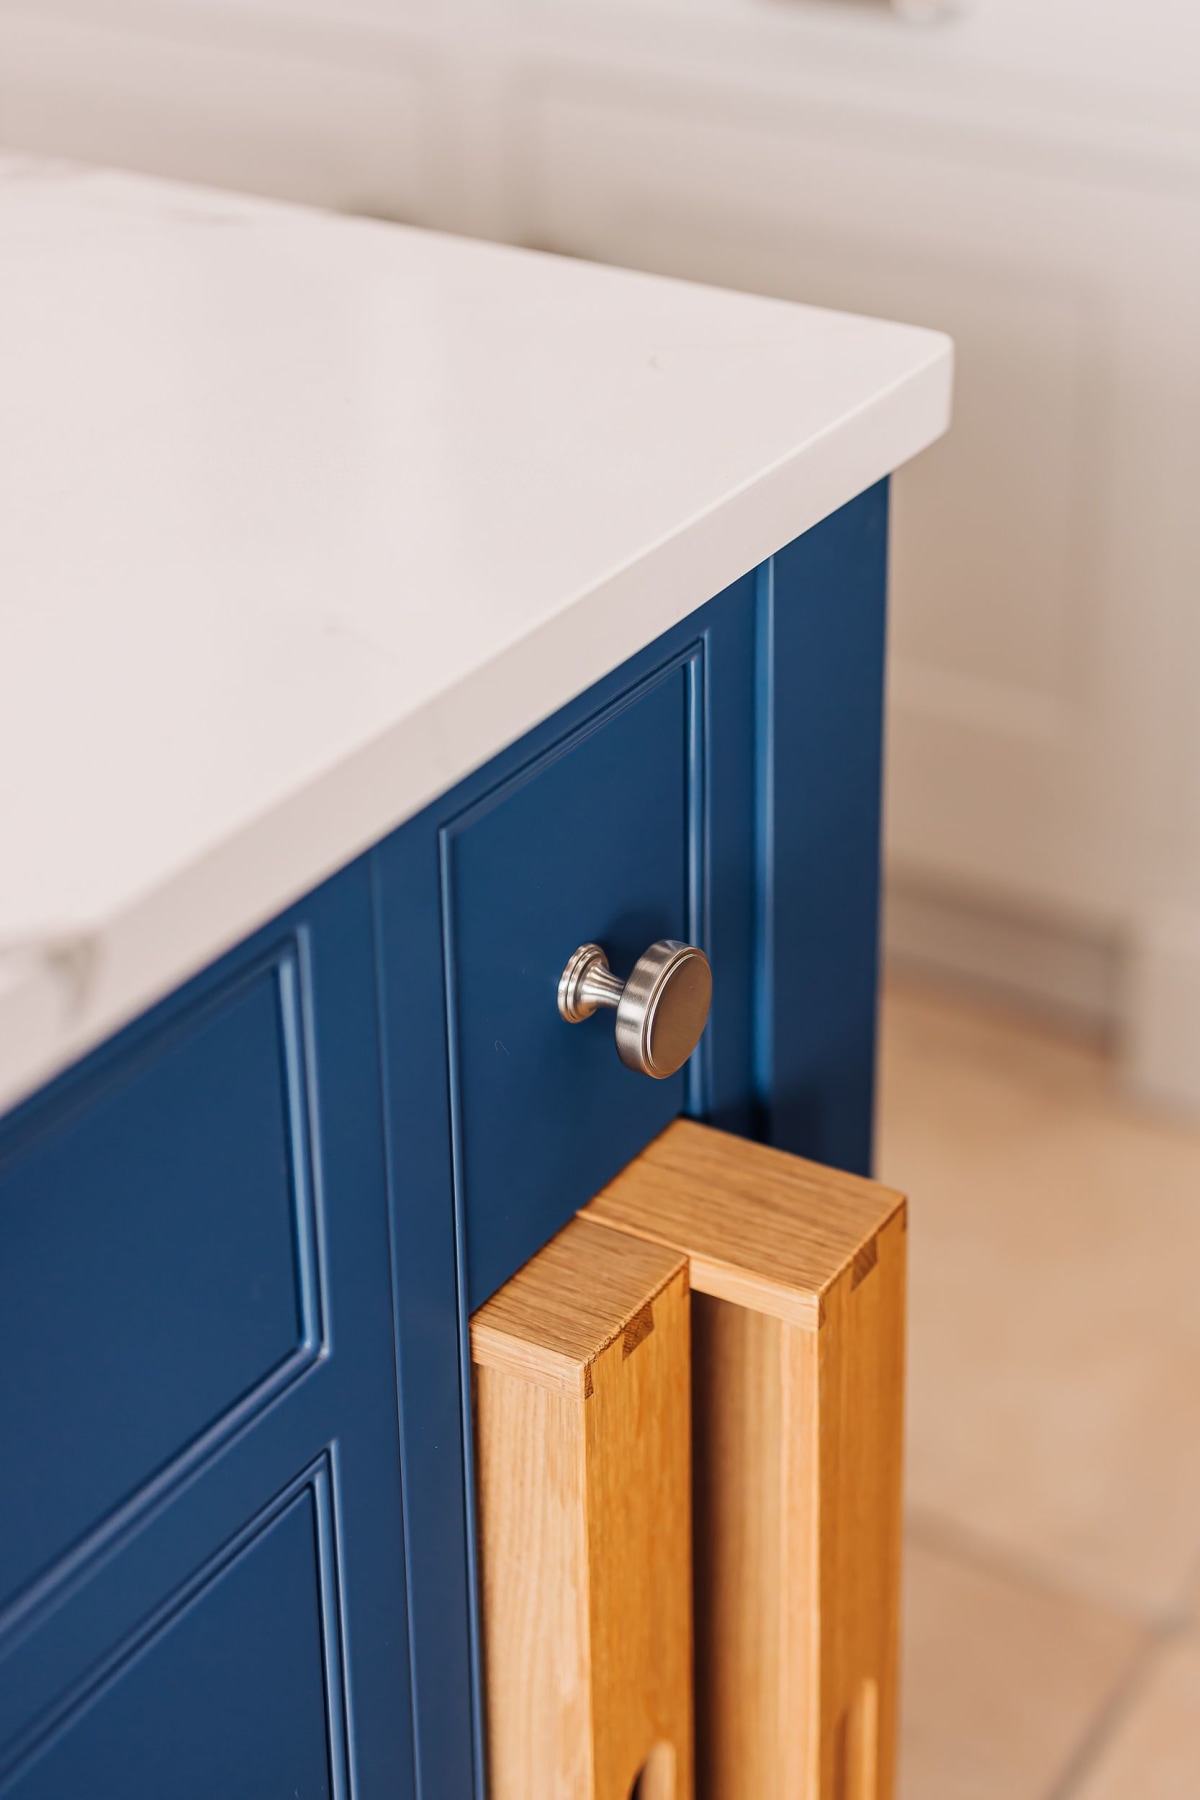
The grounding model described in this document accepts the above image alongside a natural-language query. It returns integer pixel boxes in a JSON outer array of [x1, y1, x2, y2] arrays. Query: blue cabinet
[[0, 485, 889, 1800], [758, 483, 890, 1170], [372, 564, 759, 1797], [0, 866, 413, 1798]]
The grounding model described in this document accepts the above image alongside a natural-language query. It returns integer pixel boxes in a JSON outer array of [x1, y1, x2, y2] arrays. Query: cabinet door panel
[[373, 571, 756, 1800], [4, 1482, 338, 1800], [0, 948, 315, 1618], [0, 863, 414, 1800], [444, 656, 693, 1309]]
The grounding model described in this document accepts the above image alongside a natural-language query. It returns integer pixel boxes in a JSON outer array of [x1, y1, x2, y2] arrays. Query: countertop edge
[[0, 334, 951, 1119]]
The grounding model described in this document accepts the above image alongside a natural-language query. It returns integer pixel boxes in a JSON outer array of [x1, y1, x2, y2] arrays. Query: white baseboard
[[1125, 908, 1200, 1118], [886, 879, 1200, 1118], [883, 876, 1122, 1038]]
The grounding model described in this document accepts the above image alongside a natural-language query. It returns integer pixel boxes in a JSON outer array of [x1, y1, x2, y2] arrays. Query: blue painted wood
[[0, 491, 890, 1800], [756, 480, 889, 1176], [3, 1478, 338, 1800], [371, 570, 755, 1799], [696, 575, 759, 1144], [446, 658, 692, 1309], [0, 949, 315, 1620], [371, 838, 479, 1800], [0, 863, 414, 1799]]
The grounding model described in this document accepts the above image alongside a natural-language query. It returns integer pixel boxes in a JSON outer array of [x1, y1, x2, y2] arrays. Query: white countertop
[[0, 156, 951, 1115]]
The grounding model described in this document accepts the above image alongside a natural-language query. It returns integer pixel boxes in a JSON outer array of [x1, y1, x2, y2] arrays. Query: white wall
[[4, 0, 1200, 1102]]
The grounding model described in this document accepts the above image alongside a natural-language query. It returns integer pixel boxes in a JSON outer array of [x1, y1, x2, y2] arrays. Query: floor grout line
[[904, 1504, 1170, 1635], [1042, 1621, 1192, 1800], [902, 1508, 1195, 1800], [887, 980, 1200, 1798]]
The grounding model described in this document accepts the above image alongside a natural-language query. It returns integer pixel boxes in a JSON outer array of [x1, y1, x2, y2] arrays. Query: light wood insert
[[583, 1120, 907, 1800], [470, 1216, 695, 1800]]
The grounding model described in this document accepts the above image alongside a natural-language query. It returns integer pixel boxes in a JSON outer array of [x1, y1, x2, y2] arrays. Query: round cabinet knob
[[557, 939, 712, 1079]]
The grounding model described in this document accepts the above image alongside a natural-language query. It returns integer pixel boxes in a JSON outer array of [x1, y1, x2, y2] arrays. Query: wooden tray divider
[[583, 1120, 907, 1800]]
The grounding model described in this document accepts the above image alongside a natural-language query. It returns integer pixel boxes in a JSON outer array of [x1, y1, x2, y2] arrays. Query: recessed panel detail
[[0, 946, 322, 1625], [1, 1468, 344, 1800], [442, 655, 703, 1307]]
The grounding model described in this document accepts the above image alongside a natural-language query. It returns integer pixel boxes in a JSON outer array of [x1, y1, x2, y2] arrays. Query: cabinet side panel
[[0, 860, 415, 1798], [762, 481, 889, 1175], [1, 1484, 338, 1800], [0, 953, 314, 1624]]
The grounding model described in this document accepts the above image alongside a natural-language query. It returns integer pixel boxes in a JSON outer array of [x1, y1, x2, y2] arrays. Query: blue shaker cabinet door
[[5, 1484, 337, 1800], [0, 963, 311, 1621], [0, 861, 413, 1800], [372, 575, 756, 1800], [444, 658, 693, 1310]]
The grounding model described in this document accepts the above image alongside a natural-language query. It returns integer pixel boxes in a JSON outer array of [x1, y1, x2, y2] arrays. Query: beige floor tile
[[1070, 1632, 1200, 1800], [877, 981, 1200, 1619], [900, 1537, 1143, 1800]]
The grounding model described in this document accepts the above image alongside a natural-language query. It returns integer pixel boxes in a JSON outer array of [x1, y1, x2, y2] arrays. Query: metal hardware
[[557, 940, 712, 1079]]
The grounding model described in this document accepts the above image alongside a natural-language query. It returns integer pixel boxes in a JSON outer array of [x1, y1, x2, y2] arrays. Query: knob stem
[[578, 961, 625, 1013], [558, 943, 621, 1023]]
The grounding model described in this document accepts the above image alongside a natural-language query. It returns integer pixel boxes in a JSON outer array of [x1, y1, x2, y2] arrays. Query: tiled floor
[[876, 980, 1200, 1800]]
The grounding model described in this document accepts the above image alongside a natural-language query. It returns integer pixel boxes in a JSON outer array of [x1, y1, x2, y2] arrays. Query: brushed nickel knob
[[557, 939, 712, 1079]]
